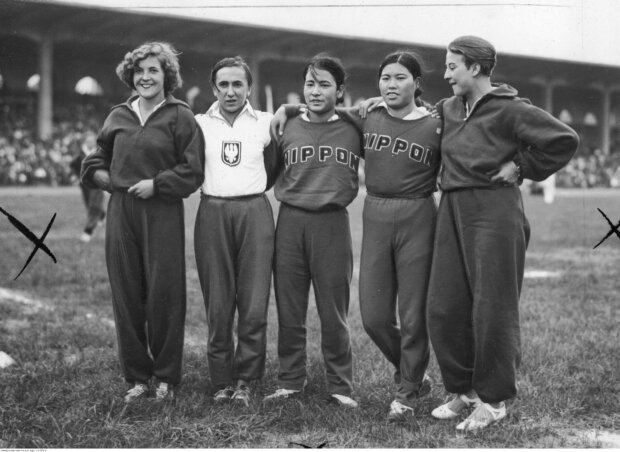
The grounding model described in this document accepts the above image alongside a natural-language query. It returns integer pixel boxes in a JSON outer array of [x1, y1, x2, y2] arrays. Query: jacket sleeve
[[263, 133, 280, 191], [266, 128, 285, 190], [153, 106, 205, 200], [80, 113, 115, 189], [512, 101, 579, 182]]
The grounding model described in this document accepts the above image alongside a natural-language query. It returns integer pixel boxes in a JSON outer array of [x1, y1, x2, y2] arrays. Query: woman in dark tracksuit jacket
[[427, 36, 579, 432], [81, 42, 204, 403]]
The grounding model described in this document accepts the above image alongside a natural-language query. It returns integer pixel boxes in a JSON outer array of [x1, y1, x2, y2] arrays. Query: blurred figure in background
[[70, 130, 106, 242]]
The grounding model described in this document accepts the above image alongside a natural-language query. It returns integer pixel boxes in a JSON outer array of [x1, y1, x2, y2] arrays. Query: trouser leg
[[141, 198, 186, 386], [273, 205, 310, 391], [308, 208, 353, 396], [105, 193, 151, 384], [427, 192, 475, 396], [194, 197, 236, 388], [462, 188, 527, 403], [359, 196, 400, 369], [234, 195, 275, 382], [393, 196, 435, 402]]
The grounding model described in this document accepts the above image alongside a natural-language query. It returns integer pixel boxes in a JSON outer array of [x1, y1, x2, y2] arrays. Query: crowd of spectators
[[1, 100, 620, 189], [555, 144, 620, 188], [0, 101, 106, 186]]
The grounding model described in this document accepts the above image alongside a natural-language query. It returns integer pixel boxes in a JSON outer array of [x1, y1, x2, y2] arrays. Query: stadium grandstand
[[1, 0, 619, 188]]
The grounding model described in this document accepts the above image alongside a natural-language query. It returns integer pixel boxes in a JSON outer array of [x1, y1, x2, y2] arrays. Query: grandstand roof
[[1, 0, 619, 88]]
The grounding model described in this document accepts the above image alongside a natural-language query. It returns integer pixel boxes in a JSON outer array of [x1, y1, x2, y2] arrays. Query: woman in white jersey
[[194, 56, 278, 406]]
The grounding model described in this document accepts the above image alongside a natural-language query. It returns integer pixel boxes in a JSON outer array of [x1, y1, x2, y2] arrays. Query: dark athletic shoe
[[124, 382, 148, 403]]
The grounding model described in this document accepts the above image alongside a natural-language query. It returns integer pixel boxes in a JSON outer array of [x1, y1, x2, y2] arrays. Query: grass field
[[0, 186, 619, 448]]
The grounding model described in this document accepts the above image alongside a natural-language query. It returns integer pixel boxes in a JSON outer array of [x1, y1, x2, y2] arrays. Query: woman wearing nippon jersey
[[81, 42, 204, 403], [263, 55, 361, 408], [426, 36, 579, 432], [273, 51, 442, 420]]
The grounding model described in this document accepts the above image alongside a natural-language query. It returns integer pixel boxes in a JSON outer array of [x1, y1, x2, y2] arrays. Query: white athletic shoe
[[154, 382, 174, 402], [388, 399, 414, 421], [80, 232, 92, 243], [231, 385, 251, 407], [263, 387, 302, 401], [330, 394, 359, 408], [456, 401, 506, 432], [213, 386, 235, 403], [431, 393, 481, 420], [124, 382, 148, 403]]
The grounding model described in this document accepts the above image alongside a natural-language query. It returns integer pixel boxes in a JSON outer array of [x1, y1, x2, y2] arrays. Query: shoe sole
[[456, 412, 507, 432]]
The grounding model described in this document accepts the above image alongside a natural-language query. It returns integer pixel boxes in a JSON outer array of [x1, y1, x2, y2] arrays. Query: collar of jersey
[[300, 112, 339, 122], [207, 100, 258, 121], [374, 101, 429, 120]]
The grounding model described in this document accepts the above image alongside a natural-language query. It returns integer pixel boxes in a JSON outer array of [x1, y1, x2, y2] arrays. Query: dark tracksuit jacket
[[338, 107, 442, 404], [427, 84, 579, 403], [273, 116, 361, 396], [81, 94, 205, 386]]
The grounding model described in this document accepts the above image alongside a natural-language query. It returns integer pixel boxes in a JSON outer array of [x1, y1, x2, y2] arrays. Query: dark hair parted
[[116, 42, 182, 94], [302, 54, 347, 104], [378, 50, 426, 104], [210, 56, 253, 88], [448, 35, 497, 76]]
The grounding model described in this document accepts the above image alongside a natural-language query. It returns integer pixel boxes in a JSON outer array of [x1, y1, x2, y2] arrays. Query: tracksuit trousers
[[427, 187, 531, 404], [194, 194, 275, 389], [359, 194, 436, 404], [80, 183, 106, 234], [273, 203, 354, 396], [105, 192, 187, 386]]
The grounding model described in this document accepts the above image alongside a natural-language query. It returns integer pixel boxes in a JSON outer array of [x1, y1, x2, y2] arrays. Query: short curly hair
[[116, 42, 183, 94]]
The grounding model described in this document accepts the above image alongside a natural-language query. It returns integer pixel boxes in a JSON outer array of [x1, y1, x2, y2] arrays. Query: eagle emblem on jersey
[[222, 141, 241, 166]]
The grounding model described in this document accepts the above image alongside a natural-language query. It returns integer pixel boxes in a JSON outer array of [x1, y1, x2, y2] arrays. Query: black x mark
[[0, 206, 57, 280], [593, 208, 620, 249]]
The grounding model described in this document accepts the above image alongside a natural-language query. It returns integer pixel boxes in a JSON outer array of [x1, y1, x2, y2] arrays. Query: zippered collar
[[461, 83, 518, 119]]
